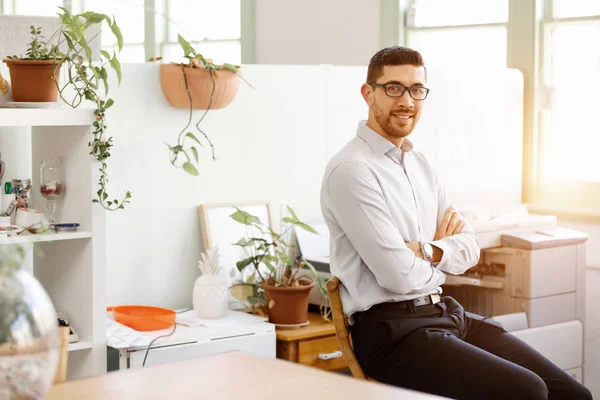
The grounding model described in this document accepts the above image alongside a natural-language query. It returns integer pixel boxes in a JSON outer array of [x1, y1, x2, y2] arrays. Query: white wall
[[255, 0, 380, 65]]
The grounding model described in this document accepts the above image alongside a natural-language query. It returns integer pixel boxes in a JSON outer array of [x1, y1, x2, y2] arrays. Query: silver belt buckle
[[412, 296, 430, 306], [413, 294, 440, 307]]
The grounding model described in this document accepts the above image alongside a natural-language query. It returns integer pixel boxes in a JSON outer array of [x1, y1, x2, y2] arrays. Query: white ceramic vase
[[193, 275, 229, 319]]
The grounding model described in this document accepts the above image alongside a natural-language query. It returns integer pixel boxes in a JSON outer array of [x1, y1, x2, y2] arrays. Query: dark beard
[[374, 104, 414, 139]]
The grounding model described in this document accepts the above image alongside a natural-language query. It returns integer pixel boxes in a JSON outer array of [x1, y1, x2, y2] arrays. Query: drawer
[[298, 336, 347, 371]]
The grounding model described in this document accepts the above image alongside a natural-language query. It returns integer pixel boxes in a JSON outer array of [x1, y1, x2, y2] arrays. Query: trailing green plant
[[229, 206, 330, 319], [165, 34, 252, 177], [7, 9, 131, 211]]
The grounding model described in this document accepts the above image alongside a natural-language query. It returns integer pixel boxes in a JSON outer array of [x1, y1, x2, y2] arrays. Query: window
[[5, 0, 64, 16], [536, 0, 600, 209], [2, 0, 243, 64], [404, 0, 508, 69], [84, 0, 145, 63], [156, 0, 241, 65]]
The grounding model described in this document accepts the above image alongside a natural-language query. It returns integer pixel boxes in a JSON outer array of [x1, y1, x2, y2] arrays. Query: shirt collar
[[356, 120, 414, 155]]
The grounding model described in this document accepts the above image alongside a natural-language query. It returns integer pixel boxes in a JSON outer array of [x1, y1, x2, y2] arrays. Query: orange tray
[[107, 305, 176, 331]]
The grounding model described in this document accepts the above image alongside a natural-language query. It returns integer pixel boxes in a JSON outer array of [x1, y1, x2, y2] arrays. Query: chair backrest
[[54, 326, 70, 384], [326, 277, 368, 380]]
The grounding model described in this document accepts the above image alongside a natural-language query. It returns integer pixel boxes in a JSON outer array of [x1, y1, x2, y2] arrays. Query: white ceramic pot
[[192, 275, 229, 319]]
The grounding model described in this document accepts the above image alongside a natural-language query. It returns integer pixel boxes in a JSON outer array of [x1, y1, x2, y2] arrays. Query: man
[[320, 46, 591, 400]]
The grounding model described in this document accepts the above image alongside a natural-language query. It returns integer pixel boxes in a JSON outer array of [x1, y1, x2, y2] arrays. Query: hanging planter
[[156, 35, 252, 176], [160, 63, 240, 110]]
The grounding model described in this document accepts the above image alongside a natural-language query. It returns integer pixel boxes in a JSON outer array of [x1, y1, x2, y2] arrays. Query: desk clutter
[[0, 156, 80, 237]]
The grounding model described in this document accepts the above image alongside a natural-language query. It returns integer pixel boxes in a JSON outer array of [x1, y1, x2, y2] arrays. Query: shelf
[[68, 341, 92, 352], [0, 108, 95, 127], [0, 231, 92, 245]]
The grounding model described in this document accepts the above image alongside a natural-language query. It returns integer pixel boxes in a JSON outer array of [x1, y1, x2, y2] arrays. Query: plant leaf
[[230, 284, 255, 303], [104, 98, 114, 109], [109, 51, 122, 84], [302, 260, 328, 297], [77, 37, 93, 64], [182, 161, 198, 176], [287, 205, 299, 221], [230, 209, 260, 225], [84, 12, 108, 26], [222, 63, 238, 73], [109, 16, 124, 51], [233, 238, 252, 247], [190, 147, 199, 162], [98, 67, 109, 95], [100, 50, 111, 60], [236, 257, 254, 272], [185, 132, 202, 146], [295, 221, 318, 234], [177, 34, 196, 57]]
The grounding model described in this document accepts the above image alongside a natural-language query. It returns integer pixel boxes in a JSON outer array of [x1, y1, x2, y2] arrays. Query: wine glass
[[40, 156, 65, 224]]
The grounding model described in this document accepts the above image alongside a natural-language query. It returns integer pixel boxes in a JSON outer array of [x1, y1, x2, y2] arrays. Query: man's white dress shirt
[[320, 121, 480, 317]]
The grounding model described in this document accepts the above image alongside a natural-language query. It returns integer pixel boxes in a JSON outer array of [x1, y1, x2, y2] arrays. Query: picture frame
[[198, 200, 274, 280]]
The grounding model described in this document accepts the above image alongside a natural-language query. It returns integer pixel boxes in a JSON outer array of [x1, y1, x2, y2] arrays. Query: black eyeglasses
[[369, 83, 430, 101]]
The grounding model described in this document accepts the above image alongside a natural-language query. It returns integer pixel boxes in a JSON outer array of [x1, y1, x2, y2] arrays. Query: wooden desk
[[276, 312, 347, 371], [46, 352, 446, 399]]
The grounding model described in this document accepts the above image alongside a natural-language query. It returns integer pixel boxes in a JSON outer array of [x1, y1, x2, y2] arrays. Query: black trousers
[[350, 296, 592, 400]]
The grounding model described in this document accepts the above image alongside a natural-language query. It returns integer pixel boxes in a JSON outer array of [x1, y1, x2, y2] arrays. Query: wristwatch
[[420, 242, 434, 262]]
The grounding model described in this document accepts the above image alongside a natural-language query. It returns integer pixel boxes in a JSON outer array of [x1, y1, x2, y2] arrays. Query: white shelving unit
[[0, 231, 92, 244], [0, 107, 106, 380]]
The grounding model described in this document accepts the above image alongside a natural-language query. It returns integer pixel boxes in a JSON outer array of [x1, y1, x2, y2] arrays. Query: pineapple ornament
[[193, 247, 229, 319]]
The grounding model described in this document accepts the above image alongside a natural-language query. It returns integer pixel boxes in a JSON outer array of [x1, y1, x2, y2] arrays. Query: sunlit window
[[158, 0, 241, 65], [409, 0, 508, 27], [405, 0, 508, 70], [11, 0, 63, 16], [2, 0, 242, 64], [541, 22, 600, 182], [84, 0, 145, 63]]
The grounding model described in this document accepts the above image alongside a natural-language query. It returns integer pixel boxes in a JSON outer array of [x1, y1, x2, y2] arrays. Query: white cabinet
[[0, 108, 106, 379]]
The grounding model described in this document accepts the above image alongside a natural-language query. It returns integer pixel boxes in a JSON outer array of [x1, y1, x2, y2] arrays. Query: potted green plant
[[229, 206, 329, 325], [158, 34, 251, 176], [2, 8, 131, 211]]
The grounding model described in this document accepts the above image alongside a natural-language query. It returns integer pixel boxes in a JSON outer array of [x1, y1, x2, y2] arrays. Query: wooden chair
[[326, 277, 374, 381], [54, 326, 70, 384]]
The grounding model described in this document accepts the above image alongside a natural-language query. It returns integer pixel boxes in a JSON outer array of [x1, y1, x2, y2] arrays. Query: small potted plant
[[229, 206, 329, 325], [3, 26, 62, 102], [2, 8, 131, 211], [158, 34, 251, 176]]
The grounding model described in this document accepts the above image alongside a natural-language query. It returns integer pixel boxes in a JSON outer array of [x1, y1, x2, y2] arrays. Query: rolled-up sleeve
[[326, 162, 444, 295], [430, 171, 481, 275]]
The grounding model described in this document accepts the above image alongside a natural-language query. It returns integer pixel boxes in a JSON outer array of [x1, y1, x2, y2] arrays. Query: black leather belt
[[353, 293, 442, 323]]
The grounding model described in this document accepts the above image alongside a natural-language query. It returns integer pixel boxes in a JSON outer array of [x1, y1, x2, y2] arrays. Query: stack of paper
[[175, 310, 267, 328]]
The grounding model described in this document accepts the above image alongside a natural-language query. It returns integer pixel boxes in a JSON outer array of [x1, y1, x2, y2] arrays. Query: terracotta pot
[[2, 59, 62, 102], [160, 64, 240, 110], [264, 282, 315, 325]]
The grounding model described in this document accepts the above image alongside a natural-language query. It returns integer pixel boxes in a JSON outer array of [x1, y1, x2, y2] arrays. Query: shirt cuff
[[430, 239, 452, 272]]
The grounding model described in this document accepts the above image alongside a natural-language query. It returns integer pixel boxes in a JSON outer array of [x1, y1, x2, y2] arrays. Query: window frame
[[529, 0, 600, 213], [0, 0, 256, 64], [382, 0, 600, 219]]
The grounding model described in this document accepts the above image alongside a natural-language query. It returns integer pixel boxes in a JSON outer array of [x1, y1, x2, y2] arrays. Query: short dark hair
[[366, 46, 427, 83]]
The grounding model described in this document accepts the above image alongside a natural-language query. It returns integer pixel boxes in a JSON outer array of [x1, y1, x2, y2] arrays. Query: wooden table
[[46, 351, 446, 399], [276, 312, 347, 371]]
